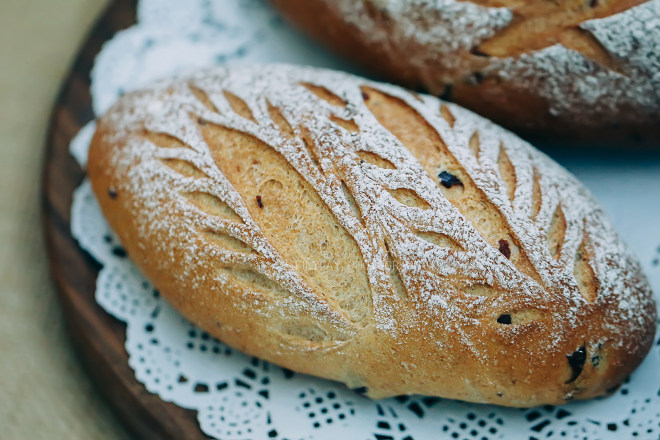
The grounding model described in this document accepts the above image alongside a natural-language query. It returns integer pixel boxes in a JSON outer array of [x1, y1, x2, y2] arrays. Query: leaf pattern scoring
[[93, 65, 655, 402]]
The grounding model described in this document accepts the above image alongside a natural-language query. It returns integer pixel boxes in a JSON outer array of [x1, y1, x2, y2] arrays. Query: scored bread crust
[[88, 64, 656, 407], [270, 0, 660, 143]]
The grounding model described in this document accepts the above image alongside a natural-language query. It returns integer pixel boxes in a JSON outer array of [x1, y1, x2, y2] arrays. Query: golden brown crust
[[271, 0, 660, 144], [88, 65, 656, 406]]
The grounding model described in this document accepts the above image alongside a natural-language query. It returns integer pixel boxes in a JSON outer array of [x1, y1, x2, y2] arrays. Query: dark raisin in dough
[[566, 346, 587, 383], [438, 171, 463, 189]]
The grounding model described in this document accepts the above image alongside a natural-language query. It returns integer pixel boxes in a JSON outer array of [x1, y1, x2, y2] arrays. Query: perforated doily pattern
[[69, 1, 660, 439]]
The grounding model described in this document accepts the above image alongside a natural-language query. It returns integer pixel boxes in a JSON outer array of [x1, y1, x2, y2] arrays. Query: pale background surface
[[0, 1, 128, 438]]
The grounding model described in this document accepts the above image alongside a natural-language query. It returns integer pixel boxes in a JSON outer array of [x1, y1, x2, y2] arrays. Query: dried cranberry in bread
[[271, 0, 660, 143], [88, 65, 656, 407]]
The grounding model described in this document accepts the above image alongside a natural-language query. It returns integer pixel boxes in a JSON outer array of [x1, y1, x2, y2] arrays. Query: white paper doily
[[69, 1, 660, 439]]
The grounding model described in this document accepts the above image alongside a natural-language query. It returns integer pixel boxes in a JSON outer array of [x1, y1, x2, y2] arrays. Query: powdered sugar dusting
[[94, 64, 655, 398]]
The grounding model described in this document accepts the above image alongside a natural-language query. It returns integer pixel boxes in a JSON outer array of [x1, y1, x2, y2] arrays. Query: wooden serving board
[[42, 1, 209, 438]]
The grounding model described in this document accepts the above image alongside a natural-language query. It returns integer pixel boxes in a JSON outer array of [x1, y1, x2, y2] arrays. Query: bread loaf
[[271, 0, 660, 143], [88, 64, 656, 407]]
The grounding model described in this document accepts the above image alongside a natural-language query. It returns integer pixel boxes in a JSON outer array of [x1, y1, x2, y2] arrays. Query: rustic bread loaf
[[271, 0, 660, 143], [88, 64, 656, 407]]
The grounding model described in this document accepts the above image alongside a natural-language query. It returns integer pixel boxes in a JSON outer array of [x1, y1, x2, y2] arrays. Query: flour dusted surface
[[89, 64, 656, 405], [331, 0, 660, 123]]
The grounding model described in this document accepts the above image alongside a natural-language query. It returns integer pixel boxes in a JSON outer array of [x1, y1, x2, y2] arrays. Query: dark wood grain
[[42, 1, 209, 438]]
